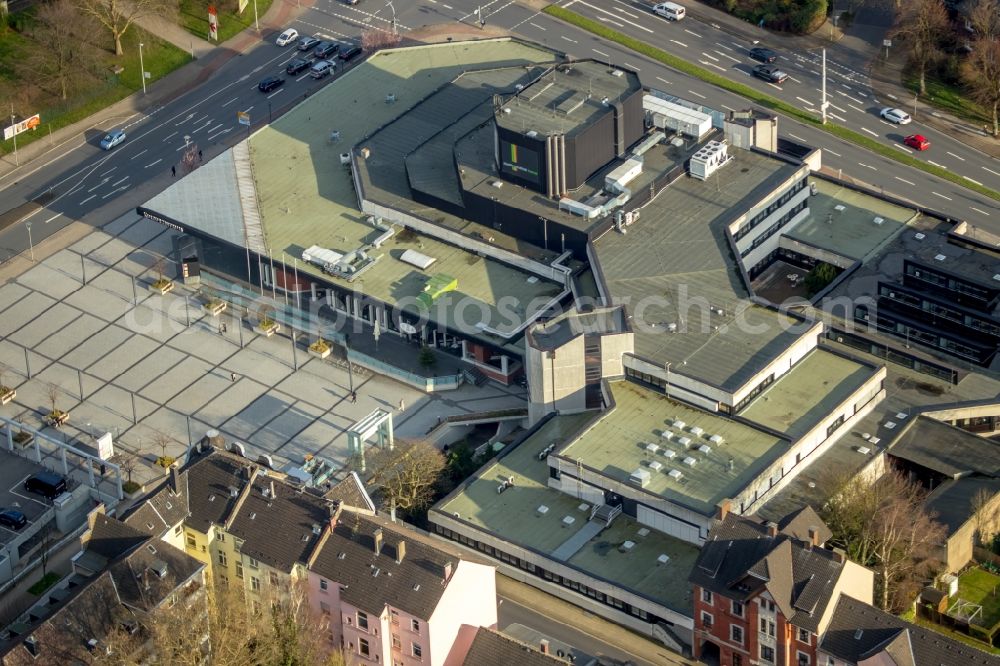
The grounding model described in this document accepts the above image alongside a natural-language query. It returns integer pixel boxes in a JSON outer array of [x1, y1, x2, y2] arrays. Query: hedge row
[[543, 5, 1000, 204]]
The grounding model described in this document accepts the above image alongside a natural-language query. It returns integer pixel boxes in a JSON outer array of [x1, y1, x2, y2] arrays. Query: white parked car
[[880, 107, 912, 125], [652, 2, 686, 20], [276, 28, 299, 47]]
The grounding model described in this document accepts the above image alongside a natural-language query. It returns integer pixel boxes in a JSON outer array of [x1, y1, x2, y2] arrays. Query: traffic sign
[[237, 111, 250, 126]]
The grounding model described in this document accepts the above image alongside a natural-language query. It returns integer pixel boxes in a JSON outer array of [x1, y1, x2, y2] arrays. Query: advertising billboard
[[208, 6, 219, 41], [3, 113, 40, 141], [499, 138, 541, 185]]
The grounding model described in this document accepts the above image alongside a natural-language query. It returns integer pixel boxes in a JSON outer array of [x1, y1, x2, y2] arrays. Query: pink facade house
[[307, 508, 497, 666]]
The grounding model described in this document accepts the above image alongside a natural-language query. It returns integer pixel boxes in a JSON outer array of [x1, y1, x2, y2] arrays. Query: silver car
[[880, 108, 912, 125], [99, 129, 126, 150]]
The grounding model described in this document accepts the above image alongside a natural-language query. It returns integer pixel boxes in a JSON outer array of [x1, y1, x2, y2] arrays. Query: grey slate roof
[[180, 450, 246, 533], [689, 510, 848, 633], [121, 471, 189, 537], [225, 475, 334, 571], [888, 416, 1000, 479], [323, 471, 376, 513], [463, 627, 565, 666], [311, 509, 482, 619], [820, 595, 1000, 666], [777, 505, 833, 546]]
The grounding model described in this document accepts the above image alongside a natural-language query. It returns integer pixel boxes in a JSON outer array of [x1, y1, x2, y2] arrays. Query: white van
[[653, 2, 686, 20]]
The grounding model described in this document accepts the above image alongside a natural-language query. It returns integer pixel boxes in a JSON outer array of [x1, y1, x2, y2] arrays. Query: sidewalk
[[0, 0, 311, 181]]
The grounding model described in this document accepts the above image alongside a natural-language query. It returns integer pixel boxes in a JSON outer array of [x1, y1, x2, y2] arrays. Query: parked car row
[[263, 30, 364, 93]]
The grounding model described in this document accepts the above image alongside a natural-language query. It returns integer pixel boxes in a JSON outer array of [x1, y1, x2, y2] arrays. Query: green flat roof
[[739, 349, 878, 439], [249, 39, 564, 338], [437, 412, 698, 613], [561, 381, 789, 516], [784, 178, 916, 261]]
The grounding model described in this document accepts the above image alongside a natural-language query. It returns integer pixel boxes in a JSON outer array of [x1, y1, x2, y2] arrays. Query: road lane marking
[[716, 42, 734, 51], [145, 159, 163, 168], [130, 148, 148, 160], [858, 163, 876, 170], [795, 96, 812, 105], [530, 22, 545, 30], [623, 62, 640, 71], [931, 191, 952, 200], [596, 16, 624, 27], [788, 133, 806, 142], [788, 76, 801, 83], [861, 127, 878, 137], [206, 123, 223, 134], [947, 151, 965, 161], [964, 176, 983, 186], [222, 97, 239, 107], [894, 176, 915, 186], [207, 127, 233, 141], [827, 149, 841, 157], [593, 48, 610, 57], [684, 28, 702, 37], [574, 0, 653, 32], [267, 88, 284, 99], [44, 213, 61, 224], [164, 131, 178, 141], [713, 50, 739, 62], [80, 194, 96, 205], [87, 178, 109, 192], [111, 176, 129, 187], [560, 35, 577, 43], [99, 167, 117, 177], [701, 52, 719, 62], [983, 166, 1000, 177], [688, 90, 706, 99], [656, 76, 671, 85], [700, 60, 726, 72], [928, 160, 947, 169], [849, 104, 865, 114], [670, 39, 688, 48], [971, 207, 991, 216]]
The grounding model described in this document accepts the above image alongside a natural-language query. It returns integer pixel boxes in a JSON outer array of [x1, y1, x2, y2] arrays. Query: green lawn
[[903, 72, 990, 126], [179, 0, 275, 43], [27, 572, 61, 596], [0, 25, 191, 157], [959, 568, 1000, 628]]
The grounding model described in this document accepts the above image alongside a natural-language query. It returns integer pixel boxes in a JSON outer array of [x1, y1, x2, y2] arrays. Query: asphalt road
[[2, 0, 999, 261], [560, 0, 1000, 208]]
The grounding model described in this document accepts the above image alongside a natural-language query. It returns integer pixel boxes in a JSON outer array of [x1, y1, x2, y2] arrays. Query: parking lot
[[0, 453, 60, 552], [0, 212, 526, 485]]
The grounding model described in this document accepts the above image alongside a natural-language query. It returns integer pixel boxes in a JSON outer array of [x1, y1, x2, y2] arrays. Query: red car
[[904, 134, 930, 151]]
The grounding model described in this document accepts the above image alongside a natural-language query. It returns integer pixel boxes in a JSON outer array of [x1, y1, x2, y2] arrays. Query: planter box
[[309, 343, 332, 359], [256, 322, 280, 337], [203, 300, 227, 316], [12, 432, 33, 448], [150, 280, 174, 295], [0, 387, 14, 405], [45, 411, 69, 428]]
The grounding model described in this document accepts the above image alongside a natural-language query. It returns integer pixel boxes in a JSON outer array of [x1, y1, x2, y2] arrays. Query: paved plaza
[[0, 213, 526, 485]]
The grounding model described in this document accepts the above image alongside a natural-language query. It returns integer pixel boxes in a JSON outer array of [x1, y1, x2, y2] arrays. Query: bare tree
[[364, 439, 445, 516], [19, 0, 98, 100], [74, 0, 178, 56], [971, 486, 999, 545], [118, 450, 139, 484], [893, 0, 950, 95], [963, 38, 1000, 136], [46, 383, 61, 416], [965, 0, 1000, 39], [820, 468, 945, 611], [361, 27, 399, 51], [151, 431, 173, 463]]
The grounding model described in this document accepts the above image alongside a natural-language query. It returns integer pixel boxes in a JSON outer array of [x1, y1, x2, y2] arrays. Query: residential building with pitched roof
[[688, 510, 873, 666], [462, 627, 567, 666], [306, 507, 496, 666], [818, 595, 1000, 666], [0, 508, 207, 665]]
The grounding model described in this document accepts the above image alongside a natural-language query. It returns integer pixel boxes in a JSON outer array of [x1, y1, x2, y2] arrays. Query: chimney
[[373, 528, 383, 556], [831, 547, 845, 563], [539, 639, 550, 655], [396, 540, 406, 565], [442, 560, 453, 583], [716, 499, 732, 521], [169, 465, 181, 495], [808, 526, 820, 547], [765, 521, 778, 538]]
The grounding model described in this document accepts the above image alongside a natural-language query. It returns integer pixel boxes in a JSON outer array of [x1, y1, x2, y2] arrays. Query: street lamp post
[[254, 0, 259, 32], [386, 0, 396, 34], [9, 108, 18, 167], [139, 42, 146, 95], [25, 220, 33, 261], [820, 48, 829, 125]]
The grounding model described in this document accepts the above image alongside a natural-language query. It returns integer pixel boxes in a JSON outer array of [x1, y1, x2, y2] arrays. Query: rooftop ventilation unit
[[873, 216, 885, 225], [673, 419, 686, 429], [677, 436, 692, 448], [648, 460, 664, 472], [698, 444, 712, 454], [302, 245, 344, 273], [661, 430, 673, 440], [915, 233, 926, 240], [619, 540, 635, 552], [689, 140, 733, 181], [934, 254, 947, 261], [662, 449, 676, 459], [683, 456, 698, 467], [668, 469, 683, 480], [657, 554, 670, 565], [385, 93, 396, 104], [645, 442, 660, 454], [643, 95, 712, 138], [629, 468, 652, 488], [709, 434, 725, 445], [399, 249, 437, 270], [689, 426, 704, 437]]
